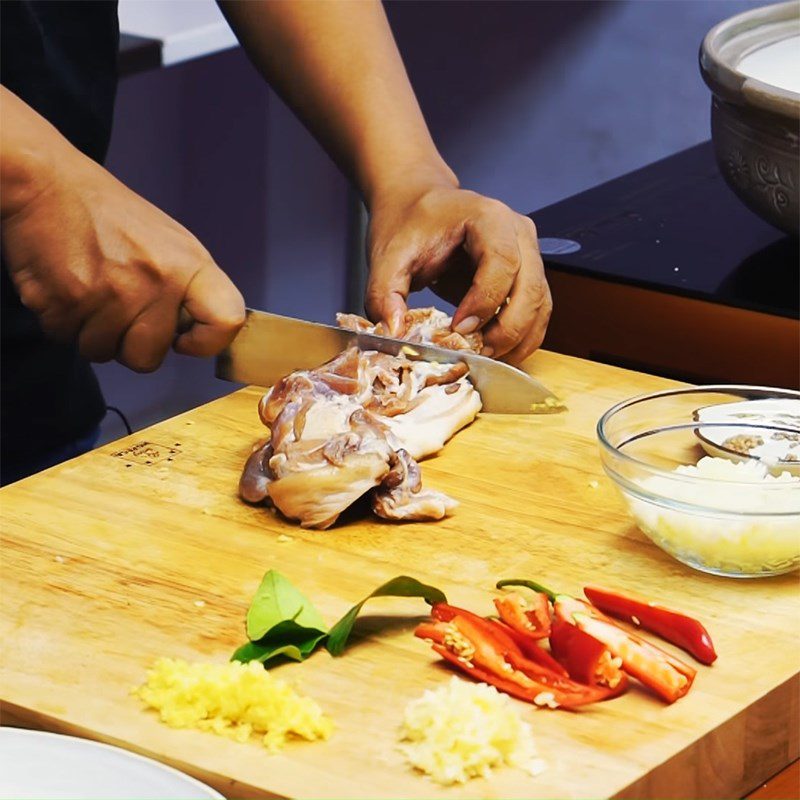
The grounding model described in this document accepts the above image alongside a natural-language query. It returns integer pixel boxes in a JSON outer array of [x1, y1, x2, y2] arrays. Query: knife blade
[[215, 309, 562, 414]]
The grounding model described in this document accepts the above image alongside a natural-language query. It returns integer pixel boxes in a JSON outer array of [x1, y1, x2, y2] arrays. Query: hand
[[2, 142, 245, 373], [365, 180, 552, 364]]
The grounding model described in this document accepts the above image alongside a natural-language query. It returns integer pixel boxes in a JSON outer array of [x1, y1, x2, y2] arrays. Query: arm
[[219, 0, 551, 362], [1, 86, 244, 370], [220, 0, 451, 210]]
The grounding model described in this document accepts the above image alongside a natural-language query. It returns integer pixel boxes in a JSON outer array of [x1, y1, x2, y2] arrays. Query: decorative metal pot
[[700, 1, 799, 235]]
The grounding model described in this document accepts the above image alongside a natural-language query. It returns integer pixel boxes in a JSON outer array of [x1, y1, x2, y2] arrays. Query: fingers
[[500, 279, 553, 366], [365, 186, 552, 357], [172, 263, 245, 358], [117, 302, 181, 372], [451, 203, 521, 339], [364, 244, 412, 337], [76, 303, 131, 364], [480, 216, 552, 362], [76, 262, 244, 371]]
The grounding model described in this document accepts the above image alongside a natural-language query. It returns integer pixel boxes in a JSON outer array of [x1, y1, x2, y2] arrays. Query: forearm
[[218, 0, 456, 207], [0, 87, 73, 218]]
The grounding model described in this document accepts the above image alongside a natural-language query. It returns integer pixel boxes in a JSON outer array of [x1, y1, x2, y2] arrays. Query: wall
[[95, 0, 762, 443]]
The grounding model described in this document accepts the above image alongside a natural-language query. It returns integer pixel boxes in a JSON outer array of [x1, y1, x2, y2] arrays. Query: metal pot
[[700, 1, 799, 235]]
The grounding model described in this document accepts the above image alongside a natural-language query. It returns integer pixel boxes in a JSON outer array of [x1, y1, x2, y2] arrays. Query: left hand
[[365, 182, 552, 364]]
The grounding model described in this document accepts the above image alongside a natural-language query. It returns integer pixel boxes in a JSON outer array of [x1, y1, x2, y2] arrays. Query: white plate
[[0, 728, 224, 800], [693, 398, 800, 475]]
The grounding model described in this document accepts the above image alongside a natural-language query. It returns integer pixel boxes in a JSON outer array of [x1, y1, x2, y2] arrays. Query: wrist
[[1, 142, 60, 218], [363, 156, 459, 212]]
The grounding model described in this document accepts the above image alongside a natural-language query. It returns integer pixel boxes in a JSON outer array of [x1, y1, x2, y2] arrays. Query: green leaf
[[325, 575, 446, 656], [232, 620, 329, 665], [245, 569, 327, 641]]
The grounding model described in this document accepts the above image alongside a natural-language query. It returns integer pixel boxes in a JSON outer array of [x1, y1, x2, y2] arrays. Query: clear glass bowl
[[597, 386, 800, 578]]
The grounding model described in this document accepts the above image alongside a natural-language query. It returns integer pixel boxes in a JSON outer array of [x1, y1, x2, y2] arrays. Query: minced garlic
[[399, 677, 546, 785], [134, 658, 332, 751], [530, 396, 567, 413]]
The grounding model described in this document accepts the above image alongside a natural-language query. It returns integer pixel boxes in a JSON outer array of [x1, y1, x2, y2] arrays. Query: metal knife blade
[[215, 309, 562, 414]]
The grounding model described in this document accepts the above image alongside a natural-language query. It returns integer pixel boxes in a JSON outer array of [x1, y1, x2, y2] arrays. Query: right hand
[[1, 144, 245, 372]]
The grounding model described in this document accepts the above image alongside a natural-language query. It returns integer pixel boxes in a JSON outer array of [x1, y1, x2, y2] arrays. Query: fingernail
[[454, 315, 480, 335], [389, 311, 404, 337], [481, 346, 494, 358]]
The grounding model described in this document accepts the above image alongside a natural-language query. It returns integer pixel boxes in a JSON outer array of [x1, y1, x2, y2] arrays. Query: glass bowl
[[597, 385, 800, 578]]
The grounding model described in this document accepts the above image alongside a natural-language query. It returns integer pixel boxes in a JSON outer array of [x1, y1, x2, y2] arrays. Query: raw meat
[[239, 309, 482, 529], [336, 307, 483, 354]]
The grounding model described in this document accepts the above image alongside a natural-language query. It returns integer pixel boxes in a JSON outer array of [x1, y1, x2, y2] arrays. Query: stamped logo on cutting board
[[111, 441, 181, 466]]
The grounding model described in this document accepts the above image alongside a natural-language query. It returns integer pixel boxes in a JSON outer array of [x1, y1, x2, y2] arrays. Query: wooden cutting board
[[1, 350, 798, 800]]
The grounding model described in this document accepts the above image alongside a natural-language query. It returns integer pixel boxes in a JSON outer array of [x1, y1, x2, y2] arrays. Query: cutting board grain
[[1, 350, 798, 800]]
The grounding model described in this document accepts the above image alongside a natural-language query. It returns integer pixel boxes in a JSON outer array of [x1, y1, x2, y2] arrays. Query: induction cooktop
[[529, 142, 798, 320]]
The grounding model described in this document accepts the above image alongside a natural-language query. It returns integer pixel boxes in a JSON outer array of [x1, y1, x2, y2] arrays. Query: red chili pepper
[[428, 603, 526, 666], [416, 603, 617, 709], [431, 603, 529, 661], [571, 613, 696, 704], [430, 643, 552, 705], [498, 579, 697, 704], [583, 585, 717, 665], [490, 619, 568, 677], [503, 651, 619, 705], [494, 592, 551, 640], [549, 619, 628, 693]]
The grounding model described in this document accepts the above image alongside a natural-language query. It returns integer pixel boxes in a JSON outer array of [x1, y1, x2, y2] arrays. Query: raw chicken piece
[[336, 307, 483, 354], [239, 314, 482, 529], [372, 449, 458, 521]]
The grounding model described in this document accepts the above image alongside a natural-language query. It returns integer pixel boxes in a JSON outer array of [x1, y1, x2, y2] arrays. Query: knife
[[215, 309, 562, 414]]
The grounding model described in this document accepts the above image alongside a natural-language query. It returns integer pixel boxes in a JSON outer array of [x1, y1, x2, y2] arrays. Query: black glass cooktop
[[529, 141, 798, 320]]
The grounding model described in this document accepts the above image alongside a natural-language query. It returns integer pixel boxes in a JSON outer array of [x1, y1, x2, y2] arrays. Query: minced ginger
[[133, 658, 332, 751], [399, 677, 546, 785]]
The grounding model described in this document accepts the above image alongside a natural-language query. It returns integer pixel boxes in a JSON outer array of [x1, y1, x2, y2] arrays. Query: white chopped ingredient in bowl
[[399, 677, 546, 785], [648, 456, 798, 511], [629, 457, 800, 575]]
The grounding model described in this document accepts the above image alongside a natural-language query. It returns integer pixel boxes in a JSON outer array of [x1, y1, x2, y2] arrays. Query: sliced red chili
[[553, 593, 606, 625], [430, 643, 608, 709], [583, 585, 717, 665], [494, 592, 551, 640], [549, 618, 628, 693], [429, 644, 556, 706], [504, 651, 619, 706], [431, 602, 519, 649], [573, 613, 696, 704], [448, 612, 523, 676], [489, 619, 568, 677], [414, 621, 448, 644], [417, 605, 620, 709]]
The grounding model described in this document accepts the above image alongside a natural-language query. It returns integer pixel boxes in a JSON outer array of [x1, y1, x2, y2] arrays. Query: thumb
[[365, 256, 410, 338], [173, 264, 245, 357]]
